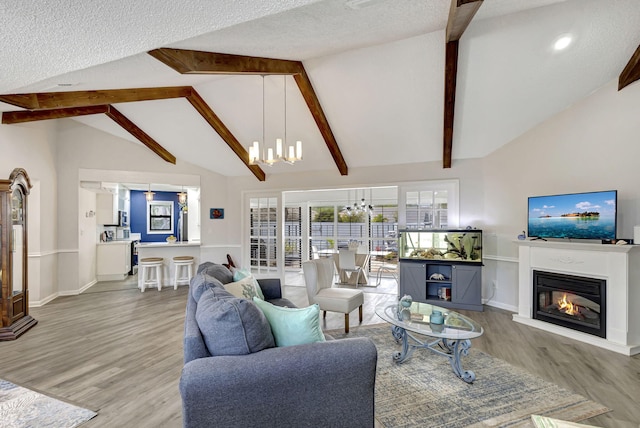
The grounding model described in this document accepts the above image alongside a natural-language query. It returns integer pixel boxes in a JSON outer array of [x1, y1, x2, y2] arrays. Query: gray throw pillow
[[191, 272, 227, 302], [195, 288, 275, 356], [197, 262, 233, 285]]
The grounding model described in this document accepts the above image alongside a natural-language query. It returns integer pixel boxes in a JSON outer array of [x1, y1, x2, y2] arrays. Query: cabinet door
[[97, 243, 128, 275], [452, 265, 481, 305], [96, 193, 117, 225], [399, 262, 426, 301]]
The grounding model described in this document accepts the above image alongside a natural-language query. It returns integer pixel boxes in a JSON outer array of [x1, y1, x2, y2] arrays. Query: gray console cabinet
[[399, 259, 483, 311]]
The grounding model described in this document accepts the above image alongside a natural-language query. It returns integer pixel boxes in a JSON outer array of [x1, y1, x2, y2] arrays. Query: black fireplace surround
[[533, 270, 606, 338]]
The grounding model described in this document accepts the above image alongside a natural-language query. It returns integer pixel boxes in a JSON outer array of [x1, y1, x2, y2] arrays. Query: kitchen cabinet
[[97, 241, 131, 281], [398, 229, 483, 311], [97, 193, 118, 225]]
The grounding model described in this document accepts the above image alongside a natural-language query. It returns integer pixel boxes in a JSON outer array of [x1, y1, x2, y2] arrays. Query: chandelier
[[343, 189, 374, 215], [248, 75, 302, 166]]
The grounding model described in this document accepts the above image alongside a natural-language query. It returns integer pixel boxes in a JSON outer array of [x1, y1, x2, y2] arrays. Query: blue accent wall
[[130, 190, 181, 242]]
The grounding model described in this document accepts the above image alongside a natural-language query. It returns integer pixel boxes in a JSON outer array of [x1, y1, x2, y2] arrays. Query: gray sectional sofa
[[180, 262, 378, 427]]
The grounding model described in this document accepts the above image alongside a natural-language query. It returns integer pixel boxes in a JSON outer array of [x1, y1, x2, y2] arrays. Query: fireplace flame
[[557, 293, 578, 316]]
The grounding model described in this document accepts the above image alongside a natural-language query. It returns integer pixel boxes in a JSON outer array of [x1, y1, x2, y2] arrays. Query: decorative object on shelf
[[438, 287, 451, 301], [347, 240, 359, 251], [166, 235, 177, 243], [517, 231, 526, 240], [210, 208, 224, 219], [429, 273, 446, 281], [248, 75, 302, 166]]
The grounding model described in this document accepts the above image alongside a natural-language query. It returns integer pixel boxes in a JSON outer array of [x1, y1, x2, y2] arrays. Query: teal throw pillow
[[232, 268, 251, 281], [253, 297, 325, 347]]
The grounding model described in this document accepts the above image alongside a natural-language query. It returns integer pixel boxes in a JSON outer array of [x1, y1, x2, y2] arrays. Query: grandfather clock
[[0, 168, 37, 340]]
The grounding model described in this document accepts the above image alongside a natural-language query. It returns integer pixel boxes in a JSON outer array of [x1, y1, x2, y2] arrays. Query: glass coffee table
[[375, 302, 484, 383]]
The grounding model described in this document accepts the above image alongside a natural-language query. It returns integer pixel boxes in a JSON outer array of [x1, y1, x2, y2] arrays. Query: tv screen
[[527, 190, 617, 240]]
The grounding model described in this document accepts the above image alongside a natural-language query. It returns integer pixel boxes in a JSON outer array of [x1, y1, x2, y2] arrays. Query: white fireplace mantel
[[514, 240, 640, 355]]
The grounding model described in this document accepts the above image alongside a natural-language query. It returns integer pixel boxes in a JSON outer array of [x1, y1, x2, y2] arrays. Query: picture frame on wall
[[210, 208, 224, 219]]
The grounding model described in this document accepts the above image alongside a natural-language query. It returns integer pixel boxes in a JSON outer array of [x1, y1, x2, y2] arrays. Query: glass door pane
[[249, 196, 279, 276], [284, 207, 302, 269]]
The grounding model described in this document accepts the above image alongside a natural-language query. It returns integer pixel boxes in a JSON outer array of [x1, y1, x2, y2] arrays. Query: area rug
[[329, 325, 610, 428], [0, 379, 97, 428]]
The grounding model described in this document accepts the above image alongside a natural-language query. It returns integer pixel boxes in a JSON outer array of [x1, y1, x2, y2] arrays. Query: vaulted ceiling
[[1, 0, 639, 180]]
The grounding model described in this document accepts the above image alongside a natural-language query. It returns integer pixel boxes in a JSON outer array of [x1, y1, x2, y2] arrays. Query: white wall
[[0, 120, 59, 305], [481, 79, 640, 311]]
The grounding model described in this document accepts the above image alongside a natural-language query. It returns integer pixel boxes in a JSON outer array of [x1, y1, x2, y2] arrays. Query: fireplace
[[533, 270, 606, 338]]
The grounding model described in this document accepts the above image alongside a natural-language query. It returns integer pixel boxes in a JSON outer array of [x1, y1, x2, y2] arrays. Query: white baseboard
[[30, 292, 59, 307], [483, 299, 518, 313]]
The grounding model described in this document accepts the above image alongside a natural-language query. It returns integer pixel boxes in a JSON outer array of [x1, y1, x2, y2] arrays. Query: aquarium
[[398, 229, 482, 262]]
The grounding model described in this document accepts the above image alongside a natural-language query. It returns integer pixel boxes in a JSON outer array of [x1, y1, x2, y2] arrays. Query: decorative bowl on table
[[166, 235, 177, 243]]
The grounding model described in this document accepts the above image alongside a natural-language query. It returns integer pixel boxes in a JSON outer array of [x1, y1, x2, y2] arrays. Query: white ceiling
[[2, 0, 639, 179]]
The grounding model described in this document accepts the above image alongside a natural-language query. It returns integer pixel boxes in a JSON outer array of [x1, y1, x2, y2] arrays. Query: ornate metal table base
[[391, 325, 476, 383]]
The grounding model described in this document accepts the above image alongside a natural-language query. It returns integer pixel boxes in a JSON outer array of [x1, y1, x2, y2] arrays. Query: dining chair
[[338, 249, 366, 286]]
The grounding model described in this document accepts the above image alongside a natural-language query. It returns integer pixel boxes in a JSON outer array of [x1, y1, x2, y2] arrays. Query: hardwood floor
[[0, 273, 638, 427]]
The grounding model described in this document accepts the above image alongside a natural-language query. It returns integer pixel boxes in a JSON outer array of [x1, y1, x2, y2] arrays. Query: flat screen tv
[[527, 190, 617, 240]]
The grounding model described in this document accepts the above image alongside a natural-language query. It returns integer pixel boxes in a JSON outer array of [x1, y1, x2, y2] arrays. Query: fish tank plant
[[398, 229, 482, 262]]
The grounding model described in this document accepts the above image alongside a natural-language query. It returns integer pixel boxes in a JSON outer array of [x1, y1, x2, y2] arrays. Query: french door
[[245, 194, 282, 278]]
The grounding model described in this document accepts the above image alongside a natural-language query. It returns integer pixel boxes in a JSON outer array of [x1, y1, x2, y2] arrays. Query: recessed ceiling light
[[553, 36, 572, 51]]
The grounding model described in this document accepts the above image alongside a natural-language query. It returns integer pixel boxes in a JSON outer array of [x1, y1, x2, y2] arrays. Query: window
[[147, 201, 174, 234], [399, 181, 459, 229]]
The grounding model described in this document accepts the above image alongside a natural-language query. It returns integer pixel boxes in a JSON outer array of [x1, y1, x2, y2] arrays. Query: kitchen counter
[[98, 240, 132, 245], [136, 241, 200, 248], [136, 241, 201, 289]]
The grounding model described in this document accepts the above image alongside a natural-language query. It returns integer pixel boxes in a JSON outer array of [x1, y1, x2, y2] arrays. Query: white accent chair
[[303, 258, 364, 333]]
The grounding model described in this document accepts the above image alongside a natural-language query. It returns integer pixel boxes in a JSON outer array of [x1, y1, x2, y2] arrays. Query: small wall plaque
[[210, 208, 224, 219]]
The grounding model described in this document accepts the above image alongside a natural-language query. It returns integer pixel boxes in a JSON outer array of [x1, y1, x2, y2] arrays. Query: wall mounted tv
[[527, 190, 617, 240]]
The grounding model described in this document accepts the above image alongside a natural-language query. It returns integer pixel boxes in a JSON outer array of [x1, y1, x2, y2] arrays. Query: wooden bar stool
[[173, 256, 195, 290], [139, 257, 164, 292]]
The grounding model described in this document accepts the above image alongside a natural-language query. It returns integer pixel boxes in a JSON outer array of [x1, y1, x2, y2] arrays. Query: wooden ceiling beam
[[0, 86, 192, 110], [1, 103, 177, 164], [105, 106, 176, 164], [293, 69, 348, 175], [442, 0, 483, 169], [2, 105, 109, 124], [446, 0, 484, 42], [618, 44, 640, 91], [186, 89, 266, 182], [149, 48, 347, 176], [149, 48, 301, 75]]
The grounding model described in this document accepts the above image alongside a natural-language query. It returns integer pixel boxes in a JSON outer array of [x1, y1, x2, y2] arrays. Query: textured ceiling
[[1, 0, 639, 178]]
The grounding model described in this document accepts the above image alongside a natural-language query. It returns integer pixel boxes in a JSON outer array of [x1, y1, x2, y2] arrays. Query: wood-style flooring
[[0, 273, 638, 427]]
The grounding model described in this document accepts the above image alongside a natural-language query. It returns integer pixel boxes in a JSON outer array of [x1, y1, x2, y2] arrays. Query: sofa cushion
[[190, 272, 227, 302], [197, 262, 233, 284], [223, 275, 264, 300], [196, 288, 274, 356], [231, 269, 265, 300], [253, 297, 326, 347]]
